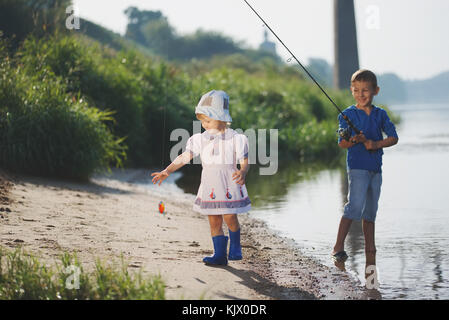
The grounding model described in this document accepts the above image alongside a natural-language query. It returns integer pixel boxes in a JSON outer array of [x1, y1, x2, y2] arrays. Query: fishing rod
[[242, 0, 360, 140]]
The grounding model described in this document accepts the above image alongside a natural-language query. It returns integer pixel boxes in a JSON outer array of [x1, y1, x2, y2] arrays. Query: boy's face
[[351, 81, 380, 108]]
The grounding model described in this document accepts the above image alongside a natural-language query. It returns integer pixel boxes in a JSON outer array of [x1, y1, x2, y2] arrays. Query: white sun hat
[[195, 90, 232, 123]]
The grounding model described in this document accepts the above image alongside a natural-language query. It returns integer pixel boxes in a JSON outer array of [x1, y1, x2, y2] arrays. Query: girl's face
[[198, 115, 226, 133]]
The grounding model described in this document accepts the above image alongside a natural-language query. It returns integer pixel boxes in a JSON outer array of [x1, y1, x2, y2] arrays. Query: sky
[[72, 0, 449, 81]]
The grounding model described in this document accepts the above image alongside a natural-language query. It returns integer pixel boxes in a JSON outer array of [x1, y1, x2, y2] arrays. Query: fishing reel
[[337, 127, 352, 141]]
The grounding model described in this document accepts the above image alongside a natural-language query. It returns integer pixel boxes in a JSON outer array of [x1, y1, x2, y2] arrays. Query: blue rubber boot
[[203, 235, 228, 266], [228, 229, 243, 260]]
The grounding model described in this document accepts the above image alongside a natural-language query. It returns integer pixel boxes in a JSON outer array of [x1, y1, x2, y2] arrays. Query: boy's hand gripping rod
[[242, 0, 361, 137]]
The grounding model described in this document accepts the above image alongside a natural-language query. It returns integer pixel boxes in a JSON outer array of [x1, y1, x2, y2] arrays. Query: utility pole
[[334, 0, 359, 89]]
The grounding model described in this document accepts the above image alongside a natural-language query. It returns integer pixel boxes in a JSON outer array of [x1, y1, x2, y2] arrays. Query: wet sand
[[0, 169, 370, 300]]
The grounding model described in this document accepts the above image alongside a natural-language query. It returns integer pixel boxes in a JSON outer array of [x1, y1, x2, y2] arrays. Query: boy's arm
[[339, 139, 356, 149], [340, 134, 398, 150], [365, 110, 399, 150], [337, 112, 357, 149], [364, 136, 398, 150], [338, 131, 367, 149]]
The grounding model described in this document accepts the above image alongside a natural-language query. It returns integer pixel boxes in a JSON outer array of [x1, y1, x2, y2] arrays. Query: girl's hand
[[151, 170, 170, 186], [232, 170, 246, 185]]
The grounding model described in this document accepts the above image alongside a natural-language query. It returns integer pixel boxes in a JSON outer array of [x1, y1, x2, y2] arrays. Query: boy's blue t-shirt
[[338, 105, 398, 173]]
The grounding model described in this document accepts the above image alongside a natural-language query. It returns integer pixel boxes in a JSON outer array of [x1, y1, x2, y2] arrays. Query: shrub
[[0, 37, 126, 180], [18, 35, 193, 167]]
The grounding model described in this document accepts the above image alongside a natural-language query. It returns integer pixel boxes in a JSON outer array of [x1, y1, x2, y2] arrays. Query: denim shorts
[[343, 169, 382, 222]]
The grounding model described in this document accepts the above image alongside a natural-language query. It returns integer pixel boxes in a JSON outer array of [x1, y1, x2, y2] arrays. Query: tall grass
[[17, 35, 193, 167], [0, 38, 126, 180], [1, 32, 398, 178], [0, 247, 165, 300]]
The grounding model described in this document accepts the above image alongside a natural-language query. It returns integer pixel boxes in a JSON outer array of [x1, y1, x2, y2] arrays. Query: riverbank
[[0, 169, 369, 300]]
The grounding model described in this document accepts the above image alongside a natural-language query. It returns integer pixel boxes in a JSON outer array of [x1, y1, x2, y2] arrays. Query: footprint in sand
[[128, 262, 143, 268], [189, 241, 200, 247], [5, 239, 24, 247]]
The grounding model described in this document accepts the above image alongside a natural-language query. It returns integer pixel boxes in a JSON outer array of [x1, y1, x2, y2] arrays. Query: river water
[[172, 103, 449, 300]]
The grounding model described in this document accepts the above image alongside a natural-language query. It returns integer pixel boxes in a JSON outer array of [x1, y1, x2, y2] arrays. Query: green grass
[[0, 246, 165, 300], [0, 31, 399, 179], [0, 36, 127, 180]]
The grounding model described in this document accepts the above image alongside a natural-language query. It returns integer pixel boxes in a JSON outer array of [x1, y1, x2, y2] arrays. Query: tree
[[308, 58, 333, 87], [142, 17, 176, 57], [174, 29, 241, 60], [0, 0, 70, 47], [124, 7, 243, 61], [124, 6, 163, 46]]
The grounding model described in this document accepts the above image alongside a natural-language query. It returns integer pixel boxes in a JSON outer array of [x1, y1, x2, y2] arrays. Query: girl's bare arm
[[151, 151, 194, 185], [232, 158, 249, 185]]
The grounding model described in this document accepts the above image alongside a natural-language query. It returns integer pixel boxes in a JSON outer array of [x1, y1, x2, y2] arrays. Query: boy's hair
[[351, 69, 378, 88]]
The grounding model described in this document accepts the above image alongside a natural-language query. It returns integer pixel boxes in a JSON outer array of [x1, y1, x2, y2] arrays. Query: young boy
[[331, 69, 398, 276]]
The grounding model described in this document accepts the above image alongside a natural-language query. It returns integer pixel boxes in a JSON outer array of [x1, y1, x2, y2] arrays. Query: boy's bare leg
[[363, 219, 376, 277], [223, 214, 240, 232], [332, 217, 353, 254], [208, 215, 224, 237]]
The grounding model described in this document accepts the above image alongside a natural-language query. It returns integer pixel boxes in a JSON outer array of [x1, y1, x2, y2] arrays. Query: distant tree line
[[123, 6, 279, 63]]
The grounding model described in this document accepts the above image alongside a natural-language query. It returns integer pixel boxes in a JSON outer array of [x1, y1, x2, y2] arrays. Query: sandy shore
[[0, 169, 370, 300]]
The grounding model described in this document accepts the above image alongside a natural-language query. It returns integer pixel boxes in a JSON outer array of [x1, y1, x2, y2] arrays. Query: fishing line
[[157, 81, 167, 215], [242, 0, 361, 135], [161, 82, 167, 169]]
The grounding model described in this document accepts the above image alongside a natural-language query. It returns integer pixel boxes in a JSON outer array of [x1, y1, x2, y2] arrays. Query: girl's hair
[[196, 113, 231, 128]]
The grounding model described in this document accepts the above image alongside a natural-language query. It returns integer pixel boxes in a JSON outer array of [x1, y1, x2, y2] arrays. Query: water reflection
[[432, 250, 444, 299], [176, 159, 344, 209], [245, 160, 343, 209]]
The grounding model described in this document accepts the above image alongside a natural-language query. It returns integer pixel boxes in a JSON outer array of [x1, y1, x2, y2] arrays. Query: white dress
[[186, 128, 251, 215]]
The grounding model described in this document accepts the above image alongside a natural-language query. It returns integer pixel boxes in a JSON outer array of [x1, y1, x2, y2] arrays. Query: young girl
[[151, 90, 251, 266]]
